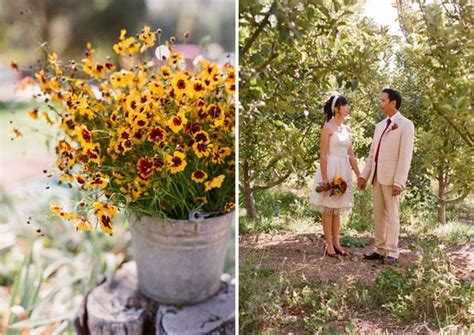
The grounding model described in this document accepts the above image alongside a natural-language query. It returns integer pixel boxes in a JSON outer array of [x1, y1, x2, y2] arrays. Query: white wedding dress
[[309, 125, 354, 213]]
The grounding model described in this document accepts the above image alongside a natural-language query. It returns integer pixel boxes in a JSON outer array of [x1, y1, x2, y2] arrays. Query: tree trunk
[[437, 172, 447, 225], [241, 160, 258, 220], [437, 201, 447, 225], [74, 262, 235, 335]]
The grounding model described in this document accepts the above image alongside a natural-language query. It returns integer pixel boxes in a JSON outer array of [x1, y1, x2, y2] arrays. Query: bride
[[309, 95, 361, 257]]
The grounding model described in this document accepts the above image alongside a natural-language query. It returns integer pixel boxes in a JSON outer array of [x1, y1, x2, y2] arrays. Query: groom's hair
[[382, 88, 402, 110]]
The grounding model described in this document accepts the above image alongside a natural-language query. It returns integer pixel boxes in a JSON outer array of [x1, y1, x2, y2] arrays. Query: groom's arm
[[393, 121, 415, 188]]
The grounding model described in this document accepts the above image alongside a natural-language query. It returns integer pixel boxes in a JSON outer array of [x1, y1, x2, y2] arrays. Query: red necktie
[[375, 119, 392, 164]]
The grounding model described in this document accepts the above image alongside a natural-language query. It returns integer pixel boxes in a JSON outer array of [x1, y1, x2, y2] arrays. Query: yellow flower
[[147, 81, 165, 96], [224, 64, 235, 83], [166, 151, 187, 174], [50, 202, 62, 216], [171, 72, 191, 97], [148, 127, 166, 144], [93, 202, 118, 235], [138, 26, 156, 52], [168, 109, 188, 133], [204, 175, 225, 191], [196, 196, 208, 205], [225, 81, 236, 95], [85, 173, 109, 188], [137, 156, 154, 180], [160, 65, 173, 80], [224, 202, 235, 212], [28, 108, 39, 120], [113, 29, 140, 56], [191, 79, 207, 97], [60, 172, 74, 183], [71, 217, 93, 232], [35, 70, 48, 91], [50, 202, 78, 221], [200, 60, 218, 79], [83, 58, 104, 78], [73, 126, 94, 150], [193, 130, 210, 144], [192, 142, 212, 158], [82, 144, 102, 165], [169, 52, 185, 68], [48, 53, 62, 75], [42, 112, 54, 126], [211, 146, 232, 164], [192, 170, 208, 183], [110, 70, 135, 88]]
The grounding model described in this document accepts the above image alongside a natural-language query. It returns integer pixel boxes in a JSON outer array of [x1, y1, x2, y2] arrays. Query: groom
[[358, 88, 415, 265]]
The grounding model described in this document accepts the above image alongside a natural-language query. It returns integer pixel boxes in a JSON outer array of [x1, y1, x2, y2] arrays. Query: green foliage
[[239, 252, 289, 333], [240, 241, 473, 333], [372, 242, 473, 325], [347, 187, 373, 232], [393, 0, 473, 224], [239, 188, 316, 235], [340, 235, 370, 248], [239, 0, 393, 218]]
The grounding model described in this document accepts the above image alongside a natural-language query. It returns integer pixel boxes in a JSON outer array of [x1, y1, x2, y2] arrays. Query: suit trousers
[[373, 171, 401, 258]]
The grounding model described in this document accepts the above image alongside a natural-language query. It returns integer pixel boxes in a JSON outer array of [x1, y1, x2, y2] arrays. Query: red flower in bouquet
[[316, 177, 347, 197], [315, 181, 331, 193], [329, 177, 347, 196]]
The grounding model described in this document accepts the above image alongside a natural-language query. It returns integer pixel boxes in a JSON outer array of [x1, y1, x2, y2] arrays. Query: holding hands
[[357, 176, 366, 190], [357, 176, 402, 196]]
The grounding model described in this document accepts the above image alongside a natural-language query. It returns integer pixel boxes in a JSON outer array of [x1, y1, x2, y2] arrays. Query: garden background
[[239, 0, 473, 333]]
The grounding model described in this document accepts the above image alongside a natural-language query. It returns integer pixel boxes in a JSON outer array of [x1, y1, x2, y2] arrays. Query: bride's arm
[[320, 127, 331, 182], [348, 142, 361, 178]]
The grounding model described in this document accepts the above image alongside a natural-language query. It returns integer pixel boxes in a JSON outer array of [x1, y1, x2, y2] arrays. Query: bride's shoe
[[334, 246, 349, 256], [323, 245, 337, 258]]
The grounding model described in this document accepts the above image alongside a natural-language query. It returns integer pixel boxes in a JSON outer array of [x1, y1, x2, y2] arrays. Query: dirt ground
[[240, 231, 473, 334]]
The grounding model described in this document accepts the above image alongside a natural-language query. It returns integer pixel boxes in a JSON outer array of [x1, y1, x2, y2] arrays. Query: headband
[[331, 95, 339, 114]]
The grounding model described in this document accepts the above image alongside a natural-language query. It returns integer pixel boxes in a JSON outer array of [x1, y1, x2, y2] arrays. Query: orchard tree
[[395, 0, 473, 224], [239, 0, 393, 219]]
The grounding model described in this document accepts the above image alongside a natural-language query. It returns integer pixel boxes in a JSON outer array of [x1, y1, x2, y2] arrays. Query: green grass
[[240, 243, 474, 334], [239, 187, 474, 333]]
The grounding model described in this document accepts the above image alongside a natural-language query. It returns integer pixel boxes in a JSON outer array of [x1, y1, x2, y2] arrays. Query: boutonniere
[[390, 123, 398, 131]]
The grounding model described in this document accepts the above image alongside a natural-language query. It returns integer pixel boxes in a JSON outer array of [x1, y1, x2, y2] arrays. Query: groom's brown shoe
[[363, 252, 384, 260]]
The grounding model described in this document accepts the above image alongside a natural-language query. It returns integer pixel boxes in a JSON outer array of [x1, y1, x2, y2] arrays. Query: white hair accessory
[[331, 95, 339, 114]]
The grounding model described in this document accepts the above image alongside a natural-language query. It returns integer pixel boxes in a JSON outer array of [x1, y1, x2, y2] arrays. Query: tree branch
[[241, 1, 276, 57], [444, 189, 470, 205], [253, 39, 278, 76], [251, 172, 291, 192], [432, 103, 473, 147]]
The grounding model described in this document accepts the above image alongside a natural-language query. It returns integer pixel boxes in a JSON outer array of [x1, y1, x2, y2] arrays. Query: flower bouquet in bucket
[[26, 26, 235, 304], [316, 177, 347, 197]]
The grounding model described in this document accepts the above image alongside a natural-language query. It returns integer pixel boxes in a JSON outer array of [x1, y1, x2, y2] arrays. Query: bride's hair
[[323, 95, 348, 122]]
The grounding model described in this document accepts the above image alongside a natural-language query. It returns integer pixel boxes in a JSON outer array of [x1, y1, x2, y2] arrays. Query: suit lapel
[[385, 113, 402, 136]]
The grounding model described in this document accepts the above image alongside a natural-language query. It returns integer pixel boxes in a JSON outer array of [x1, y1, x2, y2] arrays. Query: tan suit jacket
[[361, 112, 415, 187]]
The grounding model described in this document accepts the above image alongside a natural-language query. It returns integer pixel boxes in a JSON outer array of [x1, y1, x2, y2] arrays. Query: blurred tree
[[1, 0, 234, 65], [395, 0, 473, 224], [2, 0, 146, 61], [239, 0, 393, 219]]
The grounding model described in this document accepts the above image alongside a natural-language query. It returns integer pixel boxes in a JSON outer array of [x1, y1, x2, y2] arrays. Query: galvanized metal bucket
[[130, 211, 233, 305]]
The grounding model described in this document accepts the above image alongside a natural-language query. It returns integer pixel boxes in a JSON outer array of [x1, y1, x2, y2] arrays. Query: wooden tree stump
[[74, 262, 235, 335]]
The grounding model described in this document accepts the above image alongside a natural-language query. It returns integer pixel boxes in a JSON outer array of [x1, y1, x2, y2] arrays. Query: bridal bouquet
[[25, 26, 235, 235], [316, 177, 347, 196]]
